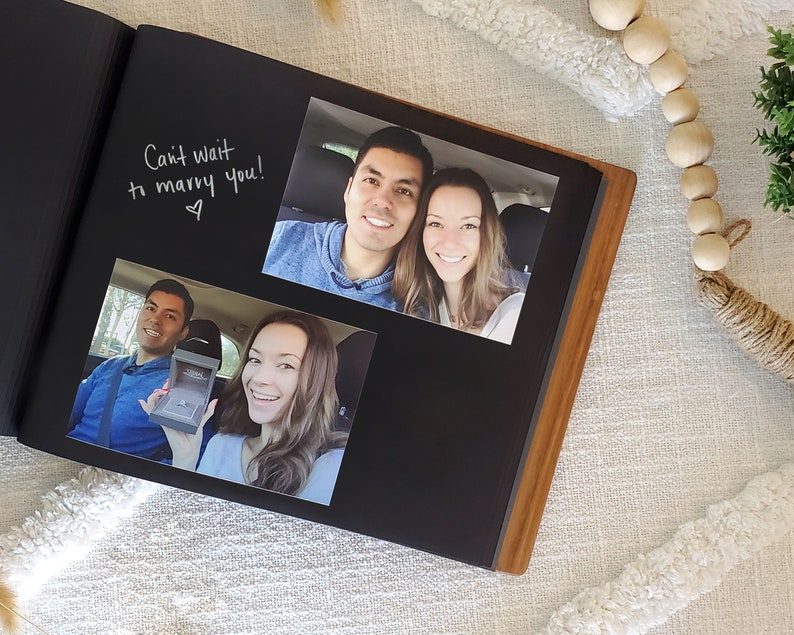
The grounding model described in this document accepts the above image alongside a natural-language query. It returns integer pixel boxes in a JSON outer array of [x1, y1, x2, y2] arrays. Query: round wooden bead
[[662, 88, 700, 124], [623, 16, 670, 65], [665, 121, 714, 168], [680, 164, 718, 200], [589, 0, 645, 31], [692, 233, 730, 271], [687, 198, 723, 234], [650, 50, 688, 93]]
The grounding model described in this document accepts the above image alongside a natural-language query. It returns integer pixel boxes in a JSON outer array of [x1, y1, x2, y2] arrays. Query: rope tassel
[[695, 221, 794, 384]]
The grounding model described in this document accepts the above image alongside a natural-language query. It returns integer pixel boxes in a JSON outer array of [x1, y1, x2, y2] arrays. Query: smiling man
[[263, 127, 433, 310], [68, 279, 194, 458]]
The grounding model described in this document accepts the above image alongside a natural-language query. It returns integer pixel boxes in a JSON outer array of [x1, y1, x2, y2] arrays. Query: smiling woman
[[188, 311, 347, 504], [394, 168, 524, 344]]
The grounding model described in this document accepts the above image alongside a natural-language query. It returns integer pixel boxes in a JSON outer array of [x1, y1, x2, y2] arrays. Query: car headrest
[[334, 330, 377, 430], [177, 319, 222, 361], [281, 146, 355, 222], [499, 203, 548, 274]]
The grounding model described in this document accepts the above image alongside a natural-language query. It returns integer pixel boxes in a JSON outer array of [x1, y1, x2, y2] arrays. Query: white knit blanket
[[2, 461, 793, 633], [1, 0, 793, 633], [413, 0, 793, 120]]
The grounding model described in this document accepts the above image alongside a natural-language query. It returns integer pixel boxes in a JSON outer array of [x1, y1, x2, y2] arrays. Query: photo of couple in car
[[67, 264, 375, 506], [262, 101, 554, 346]]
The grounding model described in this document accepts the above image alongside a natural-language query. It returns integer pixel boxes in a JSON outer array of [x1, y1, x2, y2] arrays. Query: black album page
[[18, 25, 605, 568], [0, 0, 133, 436]]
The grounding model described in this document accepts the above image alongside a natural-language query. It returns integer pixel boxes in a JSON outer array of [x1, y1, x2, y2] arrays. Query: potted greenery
[[754, 26, 794, 219]]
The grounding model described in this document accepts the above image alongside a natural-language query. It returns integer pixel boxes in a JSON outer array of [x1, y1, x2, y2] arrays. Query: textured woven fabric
[[1, 0, 793, 633]]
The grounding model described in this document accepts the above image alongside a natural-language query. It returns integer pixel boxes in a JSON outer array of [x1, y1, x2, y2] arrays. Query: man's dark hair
[[354, 127, 434, 187], [144, 279, 194, 327]]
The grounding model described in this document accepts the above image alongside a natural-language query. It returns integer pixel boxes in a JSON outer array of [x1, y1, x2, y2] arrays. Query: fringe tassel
[[0, 577, 21, 634], [695, 220, 794, 384], [0, 577, 48, 634]]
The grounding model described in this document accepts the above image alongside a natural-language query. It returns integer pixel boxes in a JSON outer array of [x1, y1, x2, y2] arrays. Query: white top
[[438, 292, 525, 344], [197, 433, 344, 505]]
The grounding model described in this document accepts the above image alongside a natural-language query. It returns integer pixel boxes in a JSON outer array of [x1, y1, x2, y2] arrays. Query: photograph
[[262, 98, 559, 345], [66, 258, 376, 506]]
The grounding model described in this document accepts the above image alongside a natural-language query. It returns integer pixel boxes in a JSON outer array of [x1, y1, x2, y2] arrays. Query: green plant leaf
[[754, 24, 794, 220]]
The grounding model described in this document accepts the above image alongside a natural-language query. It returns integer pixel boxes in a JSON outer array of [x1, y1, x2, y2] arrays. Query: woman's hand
[[138, 381, 217, 470]]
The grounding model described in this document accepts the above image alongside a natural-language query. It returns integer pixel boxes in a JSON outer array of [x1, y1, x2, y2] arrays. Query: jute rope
[[695, 220, 794, 384]]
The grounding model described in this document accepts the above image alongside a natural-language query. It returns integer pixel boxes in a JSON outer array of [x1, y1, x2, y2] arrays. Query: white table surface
[[2, 1, 793, 633]]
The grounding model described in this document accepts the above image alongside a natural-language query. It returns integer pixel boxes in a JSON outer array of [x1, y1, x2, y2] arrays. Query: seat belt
[[96, 364, 126, 447]]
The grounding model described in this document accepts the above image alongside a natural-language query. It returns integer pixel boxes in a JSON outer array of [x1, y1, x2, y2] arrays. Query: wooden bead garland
[[590, 3, 727, 272], [589, 0, 645, 31], [665, 121, 715, 168], [623, 16, 670, 64], [680, 165, 718, 200], [692, 232, 731, 271], [662, 88, 700, 125], [687, 198, 723, 235], [649, 50, 688, 93], [590, 2, 794, 386]]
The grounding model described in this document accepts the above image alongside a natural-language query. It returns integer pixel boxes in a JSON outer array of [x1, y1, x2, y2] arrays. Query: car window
[[322, 142, 357, 162], [218, 337, 240, 378], [90, 285, 145, 357]]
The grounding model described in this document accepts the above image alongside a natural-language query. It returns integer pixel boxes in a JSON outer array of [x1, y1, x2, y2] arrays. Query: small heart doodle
[[186, 199, 203, 221]]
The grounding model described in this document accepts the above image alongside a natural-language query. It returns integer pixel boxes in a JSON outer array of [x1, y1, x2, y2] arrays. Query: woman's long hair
[[393, 168, 518, 329], [215, 310, 345, 494]]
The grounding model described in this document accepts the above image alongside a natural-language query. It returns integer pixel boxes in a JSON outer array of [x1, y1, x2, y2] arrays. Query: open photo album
[[1, 0, 635, 573]]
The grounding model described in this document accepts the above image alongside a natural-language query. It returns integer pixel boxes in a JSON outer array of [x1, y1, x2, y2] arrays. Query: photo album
[[1, 0, 635, 573]]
